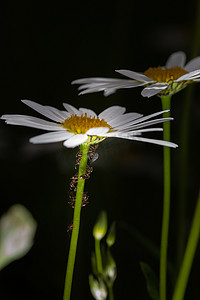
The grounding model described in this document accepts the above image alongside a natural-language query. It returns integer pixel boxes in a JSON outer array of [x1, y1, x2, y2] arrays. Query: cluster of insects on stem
[[67, 143, 99, 232]]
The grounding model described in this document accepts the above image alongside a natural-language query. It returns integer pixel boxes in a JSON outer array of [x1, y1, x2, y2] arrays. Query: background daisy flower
[[1, 100, 177, 148], [72, 51, 200, 98]]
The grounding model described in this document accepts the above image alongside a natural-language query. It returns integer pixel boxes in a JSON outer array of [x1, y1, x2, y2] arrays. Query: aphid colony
[[67, 144, 99, 231]]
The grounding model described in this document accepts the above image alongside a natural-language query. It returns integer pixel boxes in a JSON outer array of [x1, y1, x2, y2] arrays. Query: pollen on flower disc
[[62, 113, 111, 134], [143, 66, 188, 83]]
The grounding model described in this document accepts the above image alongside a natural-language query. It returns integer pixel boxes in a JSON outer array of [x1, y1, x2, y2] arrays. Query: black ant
[[75, 151, 83, 169], [82, 192, 89, 207], [68, 144, 99, 210], [70, 173, 78, 189], [68, 191, 89, 208], [67, 223, 73, 233]]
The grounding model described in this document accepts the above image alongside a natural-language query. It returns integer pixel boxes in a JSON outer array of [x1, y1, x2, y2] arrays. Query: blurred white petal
[[98, 106, 126, 121], [166, 51, 186, 68], [141, 83, 168, 97], [176, 69, 200, 81], [116, 69, 154, 82], [0, 205, 37, 271], [184, 56, 200, 71]]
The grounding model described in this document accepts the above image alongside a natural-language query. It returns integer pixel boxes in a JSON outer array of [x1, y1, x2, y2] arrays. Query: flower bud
[[104, 249, 117, 285], [106, 221, 116, 247], [93, 211, 107, 241], [89, 274, 107, 300]]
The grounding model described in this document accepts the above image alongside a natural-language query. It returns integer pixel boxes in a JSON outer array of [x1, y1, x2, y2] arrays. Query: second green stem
[[160, 95, 171, 300], [95, 238, 103, 274]]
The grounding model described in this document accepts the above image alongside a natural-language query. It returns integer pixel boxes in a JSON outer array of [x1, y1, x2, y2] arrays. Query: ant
[[67, 223, 73, 232], [80, 165, 93, 180]]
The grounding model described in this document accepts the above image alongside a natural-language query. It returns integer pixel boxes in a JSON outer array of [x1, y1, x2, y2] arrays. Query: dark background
[[0, 0, 200, 299]]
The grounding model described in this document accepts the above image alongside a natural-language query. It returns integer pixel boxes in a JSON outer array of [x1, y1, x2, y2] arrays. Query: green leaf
[[140, 262, 159, 300]]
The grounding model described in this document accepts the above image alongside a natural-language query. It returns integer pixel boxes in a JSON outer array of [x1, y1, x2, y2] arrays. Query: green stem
[[160, 95, 171, 300], [108, 285, 114, 300], [172, 189, 200, 300], [63, 143, 90, 300], [177, 0, 200, 269], [95, 239, 103, 274]]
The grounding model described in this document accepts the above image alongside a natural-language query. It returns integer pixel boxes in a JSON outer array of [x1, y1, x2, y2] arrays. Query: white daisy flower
[[72, 51, 200, 98], [1, 100, 178, 148]]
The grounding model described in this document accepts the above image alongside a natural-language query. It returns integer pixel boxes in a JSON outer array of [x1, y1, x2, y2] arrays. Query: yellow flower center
[[143, 66, 188, 83], [62, 113, 111, 134]]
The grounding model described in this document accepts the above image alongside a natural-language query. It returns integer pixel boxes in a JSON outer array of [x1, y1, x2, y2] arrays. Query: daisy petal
[[103, 81, 147, 93], [104, 89, 117, 96], [141, 83, 168, 98], [86, 127, 110, 136], [184, 56, 200, 71], [114, 134, 178, 148], [62, 103, 81, 116], [1, 100, 176, 149], [116, 69, 154, 83], [45, 106, 70, 120], [129, 128, 163, 133], [78, 85, 113, 95], [72, 77, 122, 84], [98, 106, 126, 121], [1, 115, 65, 131], [108, 112, 143, 127], [166, 51, 186, 68], [21, 100, 64, 122], [63, 134, 88, 148], [113, 110, 169, 127], [30, 131, 74, 144], [102, 128, 163, 137], [78, 80, 145, 96], [116, 117, 173, 131], [176, 69, 200, 81]]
